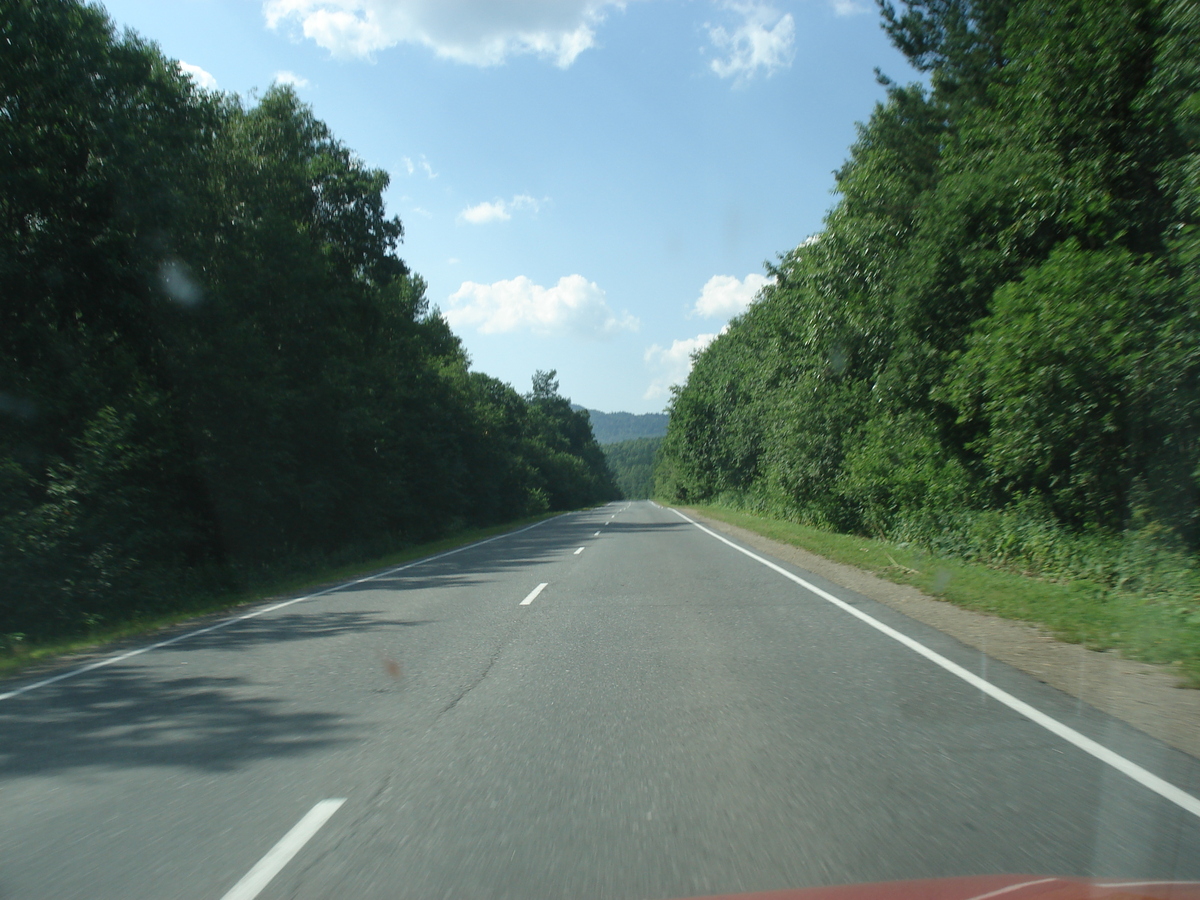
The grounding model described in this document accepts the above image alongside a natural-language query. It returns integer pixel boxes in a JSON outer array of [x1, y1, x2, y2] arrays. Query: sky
[[98, 0, 916, 414]]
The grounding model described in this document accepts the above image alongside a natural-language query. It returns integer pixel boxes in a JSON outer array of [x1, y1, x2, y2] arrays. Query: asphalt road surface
[[2, 501, 1199, 900]]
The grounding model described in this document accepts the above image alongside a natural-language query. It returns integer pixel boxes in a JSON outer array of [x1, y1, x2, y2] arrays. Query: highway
[[2, 501, 1199, 899]]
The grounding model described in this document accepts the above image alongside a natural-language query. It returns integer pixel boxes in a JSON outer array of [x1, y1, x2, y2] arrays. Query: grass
[[678, 503, 1200, 688], [0, 512, 562, 683]]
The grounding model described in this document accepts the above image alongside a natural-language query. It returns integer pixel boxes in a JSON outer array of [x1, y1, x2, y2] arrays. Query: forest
[[0, 0, 617, 643], [602, 437, 663, 500], [657, 0, 1200, 593]]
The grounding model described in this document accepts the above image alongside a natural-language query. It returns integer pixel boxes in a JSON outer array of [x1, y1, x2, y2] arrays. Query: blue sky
[[100, 0, 915, 413]]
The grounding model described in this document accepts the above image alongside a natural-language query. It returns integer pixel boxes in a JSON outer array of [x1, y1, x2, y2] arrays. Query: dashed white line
[[520, 583, 549, 606], [219, 799, 345, 900], [574, 547, 584, 555], [594, 531, 601, 537], [671, 507, 1200, 821]]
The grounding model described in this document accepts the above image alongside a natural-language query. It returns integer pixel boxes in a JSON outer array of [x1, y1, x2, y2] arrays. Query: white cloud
[[692, 272, 773, 318], [707, 2, 795, 83], [459, 201, 510, 224], [178, 61, 218, 90], [399, 154, 437, 178], [457, 194, 542, 224], [274, 70, 310, 87], [263, 0, 627, 66], [643, 327, 729, 400], [444, 274, 639, 338], [830, 0, 870, 14]]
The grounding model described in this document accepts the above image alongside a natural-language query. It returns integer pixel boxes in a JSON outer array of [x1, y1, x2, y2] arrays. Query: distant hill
[[574, 407, 669, 445]]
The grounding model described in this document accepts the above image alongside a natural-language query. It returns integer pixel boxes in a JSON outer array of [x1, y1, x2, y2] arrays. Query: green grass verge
[[677, 503, 1200, 688], [0, 512, 562, 683]]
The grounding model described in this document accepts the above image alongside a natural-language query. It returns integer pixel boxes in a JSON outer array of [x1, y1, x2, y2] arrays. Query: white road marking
[[671, 508, 1200, 821], [219, 799, 345, 900], [520, 583, 549, 606], [963, 879, 1059, 900], [0, 516, 565, 702], [594, 531, 601, 537], [574, 547, 584, 555]]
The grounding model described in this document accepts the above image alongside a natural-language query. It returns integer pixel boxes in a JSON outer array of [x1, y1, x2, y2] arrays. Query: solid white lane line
[[1, 516, 566, 702], [220, 799, 345, 900], [671, 508, 1200, 821], [520, 583, 549, 606], [574, 547, 584, 555]]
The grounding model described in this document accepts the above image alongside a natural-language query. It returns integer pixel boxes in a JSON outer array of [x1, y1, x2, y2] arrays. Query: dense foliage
[[0, 0, 616, 640], [658, 0, 1200, 580], [602, 437, 663, 500]]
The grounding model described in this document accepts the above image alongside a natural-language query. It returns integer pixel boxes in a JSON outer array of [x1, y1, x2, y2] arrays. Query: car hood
[[675, 876, 1200, 900]]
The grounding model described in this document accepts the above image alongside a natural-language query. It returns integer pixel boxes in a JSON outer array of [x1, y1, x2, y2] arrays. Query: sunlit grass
[[680, 503, 1200, 688], [0, 512, 562, 682]]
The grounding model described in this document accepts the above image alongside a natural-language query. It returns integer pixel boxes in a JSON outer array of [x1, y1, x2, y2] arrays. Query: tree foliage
[[0, 0, 616, 639], [658, 0, 1200, 553], [602, 437, 663, 500]]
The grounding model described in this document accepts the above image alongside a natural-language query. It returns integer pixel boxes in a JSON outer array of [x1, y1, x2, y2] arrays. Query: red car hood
[[677, 875, 1200, 900]]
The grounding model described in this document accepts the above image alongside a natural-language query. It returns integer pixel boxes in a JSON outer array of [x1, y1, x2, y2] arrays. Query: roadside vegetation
[[657, 0, 1200, 673], [0, 1, 617, 650]]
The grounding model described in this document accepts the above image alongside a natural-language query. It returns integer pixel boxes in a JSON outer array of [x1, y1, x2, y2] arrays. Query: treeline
[[579, 408, 668, 445], [658, 0, 1200, 578], [603, 437, 663, 500], [0, 0, 616, 641]]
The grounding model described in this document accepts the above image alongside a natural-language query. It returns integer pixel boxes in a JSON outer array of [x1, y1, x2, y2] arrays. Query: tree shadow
[[170, 609, 433, 652], [0, 666, 358, 776], [336, 516, 690, 593]]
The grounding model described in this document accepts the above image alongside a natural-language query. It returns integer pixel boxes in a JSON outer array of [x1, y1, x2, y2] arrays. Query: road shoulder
[[678, 505, 1200, 761]]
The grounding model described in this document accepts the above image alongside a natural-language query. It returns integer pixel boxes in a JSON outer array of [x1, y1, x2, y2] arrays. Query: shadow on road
[[0, 665, 357, 776], [0, 506, 688, 777]]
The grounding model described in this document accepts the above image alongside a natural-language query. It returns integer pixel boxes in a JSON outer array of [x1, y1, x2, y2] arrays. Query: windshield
[[1, 1, 1198, 898]]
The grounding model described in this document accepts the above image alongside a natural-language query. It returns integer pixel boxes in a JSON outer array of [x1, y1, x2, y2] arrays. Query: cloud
[[263, 0, 627, 66], [707, 2, 795, 83], [459, 201, 510, 224], [692, 272, 773, 318], [829, 0, 870, 14], [400, 154, 437, 178], [444, 274, 639, 337], [644, 327, 728, 400], [273, 70, 310, 87], [457, 194, 541, 224], [178, 61, 218, 90]]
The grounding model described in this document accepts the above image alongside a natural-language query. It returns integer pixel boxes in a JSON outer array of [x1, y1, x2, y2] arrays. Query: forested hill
[[0, 0, 617, 641], [575, 408, 669, 445], [658, 0, 1200, 561]]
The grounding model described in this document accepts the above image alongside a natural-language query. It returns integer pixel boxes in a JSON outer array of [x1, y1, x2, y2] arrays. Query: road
[[2, 500, 1199, 899]]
